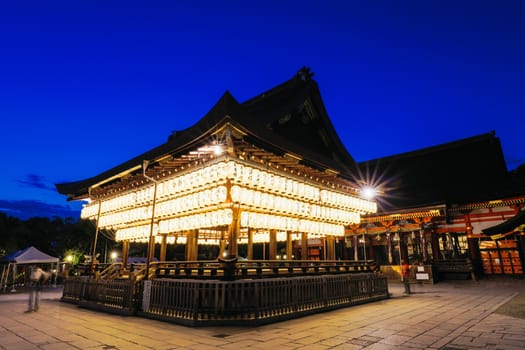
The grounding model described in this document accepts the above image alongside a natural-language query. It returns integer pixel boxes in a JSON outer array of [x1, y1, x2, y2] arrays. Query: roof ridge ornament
[[297, 66, 314, 81]]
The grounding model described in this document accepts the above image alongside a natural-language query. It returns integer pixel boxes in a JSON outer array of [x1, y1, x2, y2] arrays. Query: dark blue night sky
[[1, 1, 524, 219]]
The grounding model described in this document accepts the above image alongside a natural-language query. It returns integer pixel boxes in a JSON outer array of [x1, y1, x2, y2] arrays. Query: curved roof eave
[[56, 91, 244, 199], [56, 70, 360, 199]]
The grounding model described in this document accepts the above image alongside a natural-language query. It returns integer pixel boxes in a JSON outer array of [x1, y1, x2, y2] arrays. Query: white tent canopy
[[1, 246, 59, 292]]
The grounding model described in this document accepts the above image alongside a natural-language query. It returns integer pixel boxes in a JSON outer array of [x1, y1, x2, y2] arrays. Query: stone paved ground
[[1, 277, 524, 349]]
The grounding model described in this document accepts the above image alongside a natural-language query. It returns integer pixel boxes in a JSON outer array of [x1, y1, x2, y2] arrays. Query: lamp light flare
[[213, 145, 223, 155], [362, 186, 377, 200]]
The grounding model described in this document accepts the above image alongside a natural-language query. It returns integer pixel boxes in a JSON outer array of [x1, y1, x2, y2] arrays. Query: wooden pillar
[[286, 231, 293, 260], [148, 234, 156, 263], [122, 240, 129, 268], [326, 236, 335, 260], [269, 229, 277, 260], [353, 235, 359, 260], [247, 228, 253, 260], [160, 234, 167, 262], [185, 230, 198, 261], [218, 229, 227, 259], [228, 207, 240, 258], [185, 230, 191, 261], [192, 230, 199, 260], [367, 238, 375, 261], [301, 232, 308, 260]]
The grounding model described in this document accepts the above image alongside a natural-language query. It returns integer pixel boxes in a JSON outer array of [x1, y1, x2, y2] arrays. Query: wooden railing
[[139, 273, 388, 326], [61, 259, 388, 325], [71, 259, 374, 281], [151, 259, 374, 280], [99, 262, 123, 279], [62, 277, 138, 315]]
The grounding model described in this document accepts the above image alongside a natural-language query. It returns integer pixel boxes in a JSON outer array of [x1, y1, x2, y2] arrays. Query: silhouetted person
[[26, 265, 49, 312]]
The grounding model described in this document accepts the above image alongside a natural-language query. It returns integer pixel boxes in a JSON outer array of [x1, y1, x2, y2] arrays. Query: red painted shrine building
[[353, 133, 525, 278], [57, 69, 525, 279]]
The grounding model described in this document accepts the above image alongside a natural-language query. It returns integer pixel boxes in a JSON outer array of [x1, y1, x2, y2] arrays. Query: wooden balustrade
[[62, 278, 138, 315], [138, 273, 388, 326], [151, 259, 374, 280], [61, 259, 388, 326]]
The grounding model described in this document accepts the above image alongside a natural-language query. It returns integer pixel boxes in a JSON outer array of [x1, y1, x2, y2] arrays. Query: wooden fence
[[152, 259, 373, 280], [139, 273, 388, 326], [62, 277, 138, 315], [61, 260, 389, 326]]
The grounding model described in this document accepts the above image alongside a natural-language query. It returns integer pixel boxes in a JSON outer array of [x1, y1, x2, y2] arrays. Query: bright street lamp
[[361, 186, 377, 200]]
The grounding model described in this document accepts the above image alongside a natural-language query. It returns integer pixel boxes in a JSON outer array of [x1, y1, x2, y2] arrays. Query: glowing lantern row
[[114, 209, 343, 242], [252, 231, 269, 243], [115, 224, 156, 242], [82, 157, 376, 238], [154, 161, 231, 198], [91, 183, 362, 230], [87, 187, 228, 230], [240, 211, 344, 236], [240, 231, 302, 244], [158, 209, 232, 234], [228, 162, 320, 201], [155, 186, 227, 217], [231, 185, 360, 224], [228, 161, 375, 213], [99, 205, 152, 228], [82, 157, 376, 220]]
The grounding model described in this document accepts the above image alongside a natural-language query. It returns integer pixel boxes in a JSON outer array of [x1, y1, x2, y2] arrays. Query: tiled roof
[[482, 209, 525, 235], [357, 131, 519, 211], [56, 68, 358, 199]]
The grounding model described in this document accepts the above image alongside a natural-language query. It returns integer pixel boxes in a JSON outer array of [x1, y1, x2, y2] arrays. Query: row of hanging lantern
[[82, 157, 376, 219], [89, 181, 362, 231], [115, 225, 180, 244], [116, 227, 307, 245], [240, 211, 345, 236], [84, 155, 377, 241], [231, 185, 360, 224], [158, 209, 233, 234], [114, 208, 344, 241]]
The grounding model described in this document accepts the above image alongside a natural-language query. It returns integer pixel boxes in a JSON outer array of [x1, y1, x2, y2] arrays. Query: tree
[[0, 213, 103, 263]]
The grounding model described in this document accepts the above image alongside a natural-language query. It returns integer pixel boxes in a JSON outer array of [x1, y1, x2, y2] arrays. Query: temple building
[[352, 132, 525, 279], [57, 68, 525, 281], [56, 67, 377, 271]]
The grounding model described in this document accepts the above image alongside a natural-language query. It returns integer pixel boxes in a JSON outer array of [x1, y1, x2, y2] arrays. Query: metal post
[[91, 200, 102, 276], [145, 180, 158, 280], [143, 160, 159, 280]]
